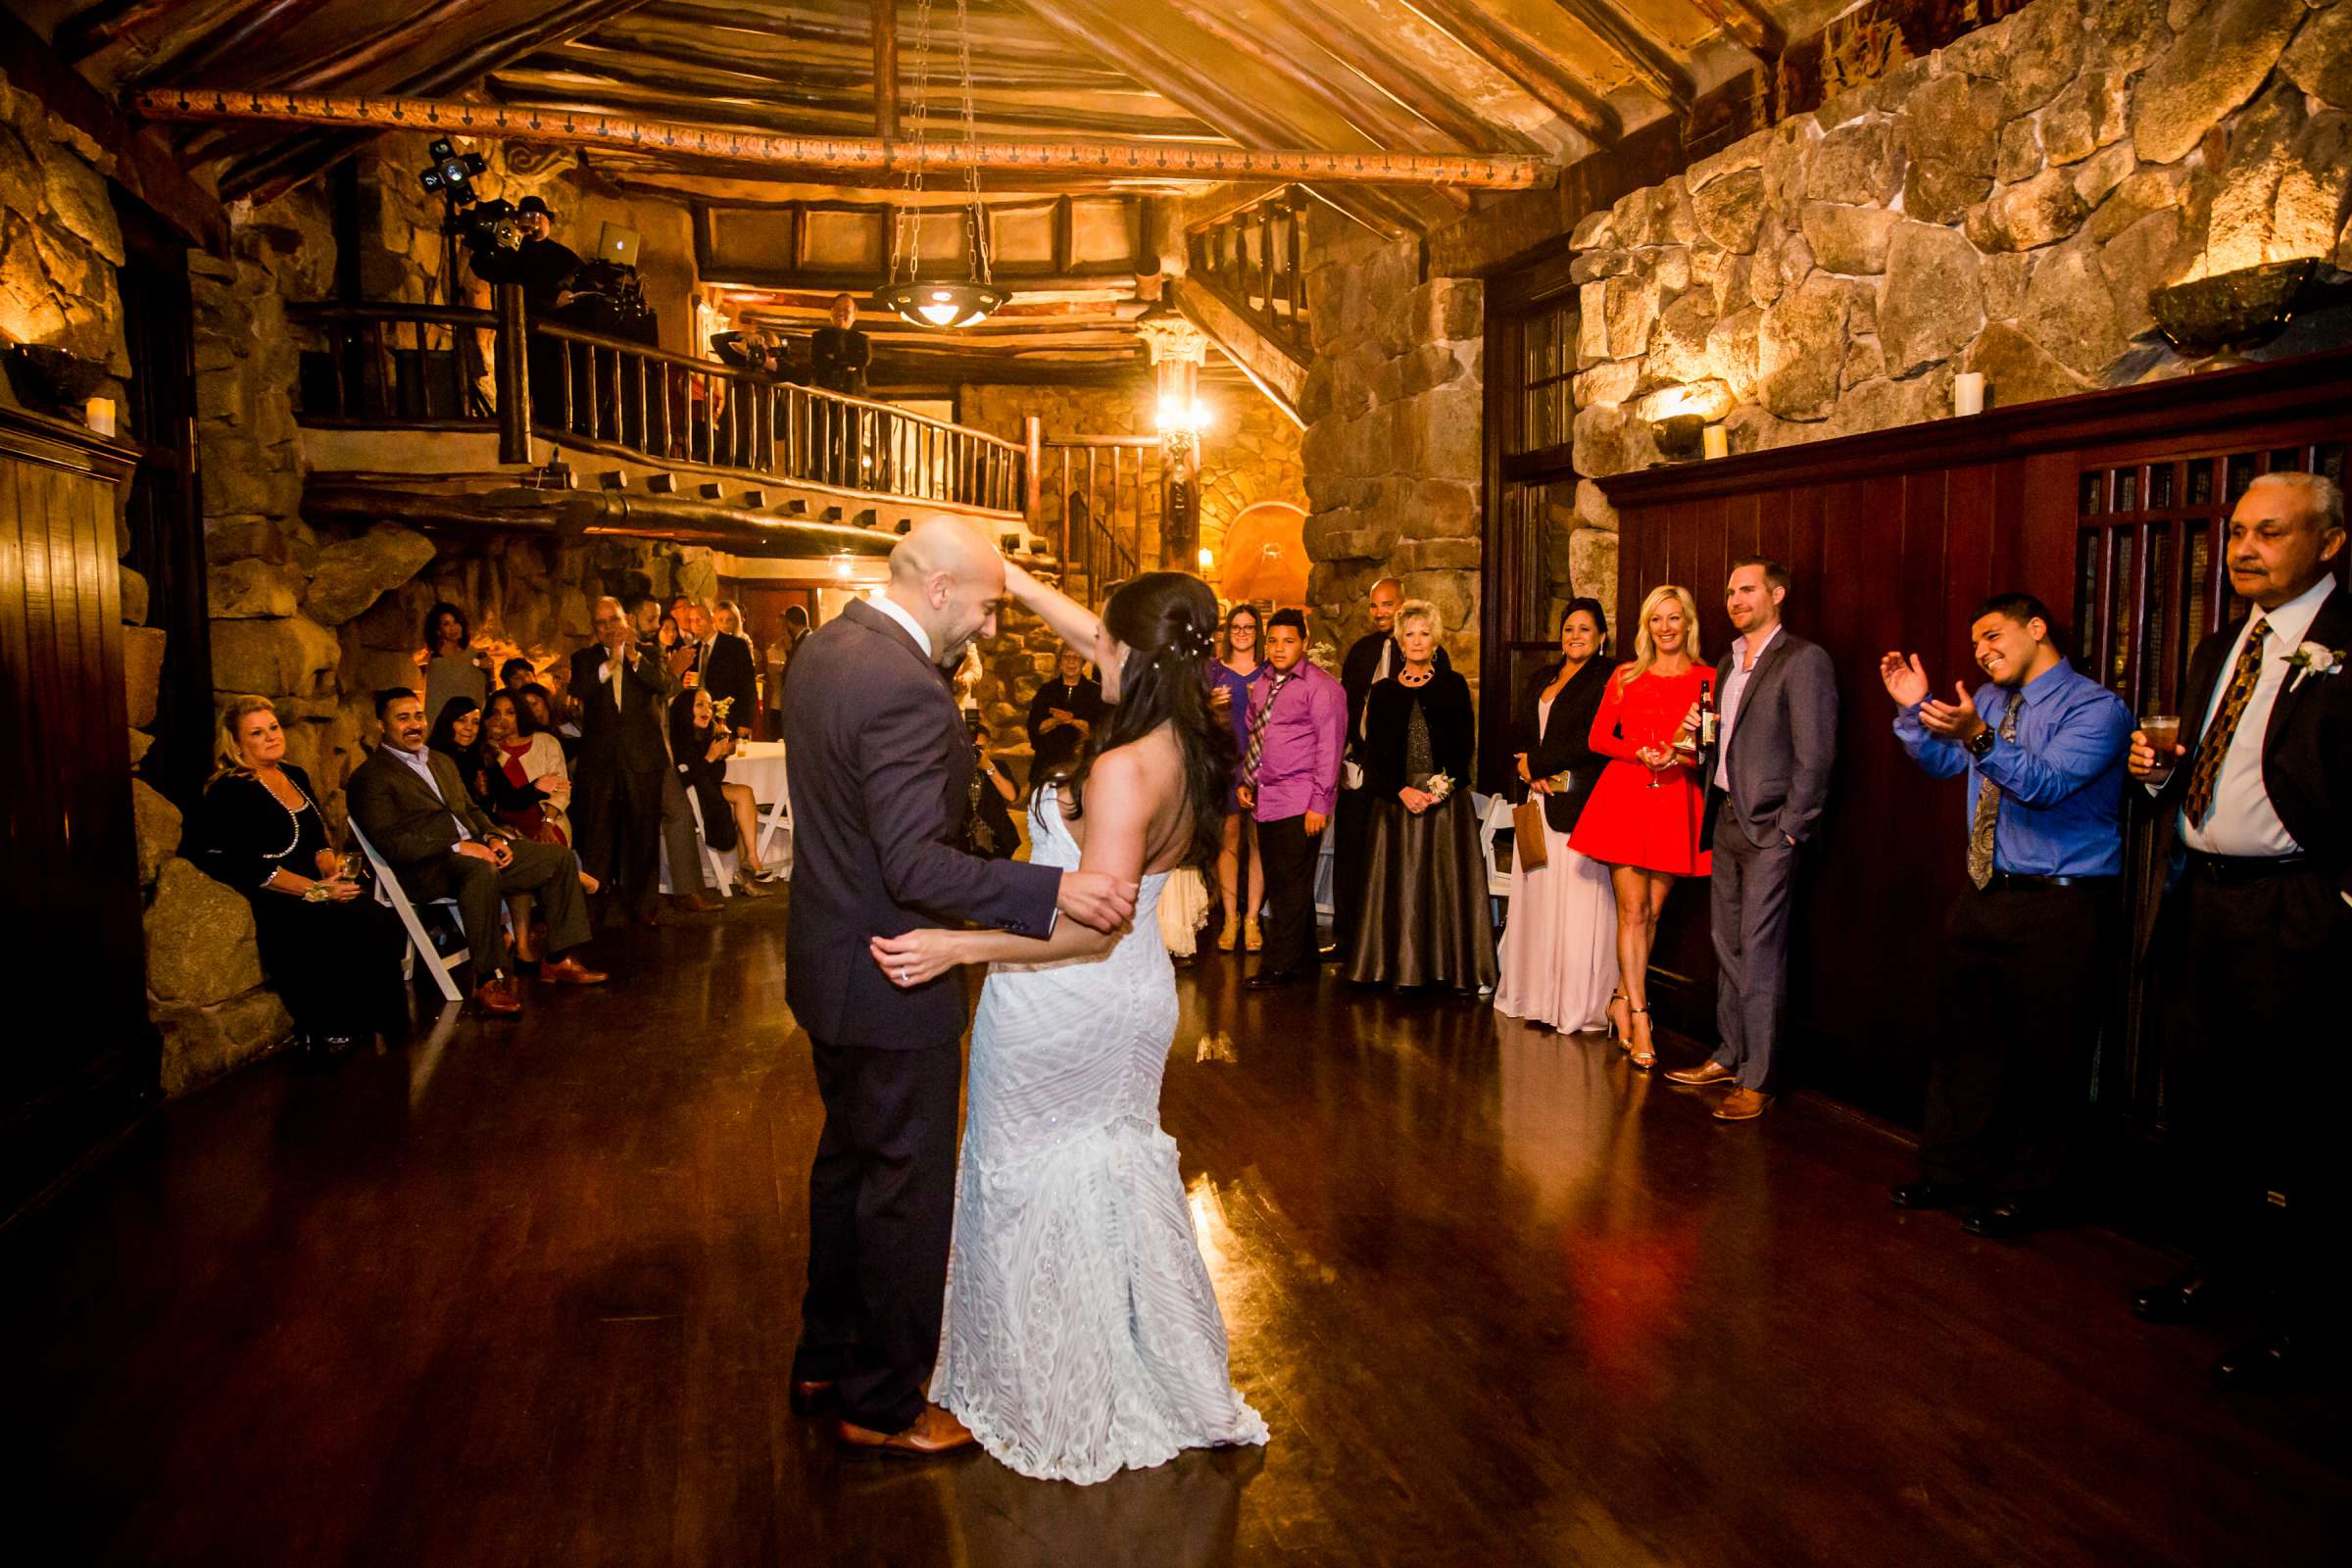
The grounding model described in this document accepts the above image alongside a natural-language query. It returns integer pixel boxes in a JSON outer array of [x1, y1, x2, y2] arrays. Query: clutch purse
[[1511, 797, 1549, 871]]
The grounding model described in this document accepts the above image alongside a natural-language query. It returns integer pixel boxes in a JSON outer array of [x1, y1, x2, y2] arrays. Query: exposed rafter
[[1685, 0, 1786, 57], [1548, 0, 1695, 112], [1396, 0, 1622, 148]]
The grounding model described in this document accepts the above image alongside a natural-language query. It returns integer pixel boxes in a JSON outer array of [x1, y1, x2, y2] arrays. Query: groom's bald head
[[887, 518, 1005, 664]]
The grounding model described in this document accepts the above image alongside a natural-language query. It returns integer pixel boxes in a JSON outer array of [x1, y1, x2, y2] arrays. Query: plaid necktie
[[1243, 670, 1294, 790], [1966, 692, 2022, 890], [2181, 616, 2269, 828]]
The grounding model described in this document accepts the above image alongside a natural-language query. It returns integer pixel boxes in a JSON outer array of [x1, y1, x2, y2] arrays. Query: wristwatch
[[1966, 727, 1997, 760]]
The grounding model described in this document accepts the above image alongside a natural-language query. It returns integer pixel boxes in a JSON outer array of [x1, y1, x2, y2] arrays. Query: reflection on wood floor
[[5, 896, 2345, 1566]]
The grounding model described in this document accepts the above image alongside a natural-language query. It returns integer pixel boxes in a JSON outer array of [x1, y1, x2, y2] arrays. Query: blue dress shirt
[[1893, 661, 2132, 877]]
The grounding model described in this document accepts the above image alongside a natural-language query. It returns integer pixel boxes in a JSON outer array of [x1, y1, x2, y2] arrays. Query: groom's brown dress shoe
[[838, 1401, 976, 1457], [1665, 1061, 1735, 1087], [1713, 1088, 1772, 1121], [789, 1379, 835, 1416]]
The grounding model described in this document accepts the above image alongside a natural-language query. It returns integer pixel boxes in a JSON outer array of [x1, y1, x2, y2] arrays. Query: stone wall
[[1298, 216, 1485, 682], [1564, 0, 2352, 529]]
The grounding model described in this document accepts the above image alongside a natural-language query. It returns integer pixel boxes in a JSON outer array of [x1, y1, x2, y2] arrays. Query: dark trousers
[[439, 839, 593, 973], [1332, 783, 1372, 953], [1921, 879, 2116, 1198], [2164, 862, 2344, 1320], [1256, 813, 1321, 977], [1708, 813, 1799, 1092], [573, 762, 663, 918], [793, 1035, 961, 1434]]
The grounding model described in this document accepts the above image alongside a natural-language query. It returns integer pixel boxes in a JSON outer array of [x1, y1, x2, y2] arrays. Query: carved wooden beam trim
[[137, 87, 1557, 188], [1547, 0, 1696, 111], [1396, 0, 1621, 147]]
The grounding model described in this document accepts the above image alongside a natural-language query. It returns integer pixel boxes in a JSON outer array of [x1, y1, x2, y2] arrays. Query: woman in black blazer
[[1345, 599, 1497, 994], [1494, 599, 1629, 1038], [193, 697, 406, 1054]]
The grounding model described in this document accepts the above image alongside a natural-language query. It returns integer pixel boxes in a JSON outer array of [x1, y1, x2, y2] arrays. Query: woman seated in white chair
[[668, 687, 786, 896]]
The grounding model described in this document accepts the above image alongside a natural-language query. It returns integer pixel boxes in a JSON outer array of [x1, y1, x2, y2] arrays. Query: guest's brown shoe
[[540, 956, 609, 986], [673, 892, 724, 914], [469, 977, 522, 1017], [838, 1400, 976, 1458], [1665, 1061, 1736, 1087], [1713, 1088, 1771, 1121]]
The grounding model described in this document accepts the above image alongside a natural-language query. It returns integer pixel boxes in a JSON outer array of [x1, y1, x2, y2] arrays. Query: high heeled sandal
[[1627, 1005, 1656, 1070], [1607, 989, 1631, 1050]]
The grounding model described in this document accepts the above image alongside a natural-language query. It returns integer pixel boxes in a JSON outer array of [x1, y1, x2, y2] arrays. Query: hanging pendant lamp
[[878, 0, 1004, 331]]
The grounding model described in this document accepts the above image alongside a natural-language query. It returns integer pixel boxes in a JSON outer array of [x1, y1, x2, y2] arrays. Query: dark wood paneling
[[1, 407, 149, 1224], [1596, 351, 2352, 1128]]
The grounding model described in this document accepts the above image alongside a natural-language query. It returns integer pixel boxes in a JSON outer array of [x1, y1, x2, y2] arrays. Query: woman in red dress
[[1569, 585, 1712, 1070]]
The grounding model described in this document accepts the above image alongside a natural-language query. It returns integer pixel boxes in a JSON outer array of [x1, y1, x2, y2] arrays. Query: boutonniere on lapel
[[2282, 641, 2346, 692]]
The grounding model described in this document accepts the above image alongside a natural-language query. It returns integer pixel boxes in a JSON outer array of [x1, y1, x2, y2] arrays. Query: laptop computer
[[595, 222, 641, 269]]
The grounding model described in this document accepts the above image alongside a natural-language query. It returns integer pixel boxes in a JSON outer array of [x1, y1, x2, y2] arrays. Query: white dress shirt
[[2179, 574, 2334, 858], [597, 644, 633, 712], [872, 593, 936, 662], [387, 744, 474, 843], [1715, 622, 1781, 791]]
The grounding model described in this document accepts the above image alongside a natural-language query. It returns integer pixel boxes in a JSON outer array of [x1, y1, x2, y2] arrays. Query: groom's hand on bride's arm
[[1056, 869, 1138, 932], [870, 929, 963, 988]]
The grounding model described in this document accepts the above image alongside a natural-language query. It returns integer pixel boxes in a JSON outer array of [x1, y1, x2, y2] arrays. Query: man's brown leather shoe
[[837, 1401, 976, 1458], [540, 955, 609, 986], [673, 892, 724, 914], [1713, 1087, 1771, 1121], [1665, 1061, 1735, 1087], [469, 977, 522, 1017], [789, 1379, 835, 1417]]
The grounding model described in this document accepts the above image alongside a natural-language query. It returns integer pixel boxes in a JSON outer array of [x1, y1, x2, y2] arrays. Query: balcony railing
[[288, 288, 1028, 516], [1188, 189, 1311, 365]]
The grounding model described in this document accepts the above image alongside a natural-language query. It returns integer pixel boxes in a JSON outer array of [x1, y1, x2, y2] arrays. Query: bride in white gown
[[871, 565, 1268, 1485]]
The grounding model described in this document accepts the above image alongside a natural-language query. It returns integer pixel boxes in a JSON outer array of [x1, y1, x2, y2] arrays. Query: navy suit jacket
[[782, 599, 1060, 1049]]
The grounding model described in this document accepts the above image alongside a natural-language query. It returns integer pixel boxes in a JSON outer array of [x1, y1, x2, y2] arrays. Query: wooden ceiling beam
[[136, 88, 1555, 189], [1684, 0, 1785, 57], [573, 24, 1140, 93], [1154, 0, 1448, 154], [871, 0, 898, 141], [1286, 0, 1543, 157], [1547, 0, 1695, 111], [1397, 0, 1621, 147]]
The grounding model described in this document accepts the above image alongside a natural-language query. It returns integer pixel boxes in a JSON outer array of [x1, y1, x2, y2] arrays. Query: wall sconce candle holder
[[2149, 260, 2318, 359], [1650, 414, 1706, 462]]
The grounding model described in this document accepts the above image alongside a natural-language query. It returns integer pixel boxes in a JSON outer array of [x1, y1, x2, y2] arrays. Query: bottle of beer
[[1698, 679, 1719, 750]]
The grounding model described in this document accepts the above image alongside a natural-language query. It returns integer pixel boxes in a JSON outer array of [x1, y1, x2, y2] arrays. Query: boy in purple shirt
[[1238, 608, 1347, 987]]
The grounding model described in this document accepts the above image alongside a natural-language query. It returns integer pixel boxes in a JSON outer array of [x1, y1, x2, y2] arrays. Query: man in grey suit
[[346, 689, 607, 1016], [782, 518, 1136, 1456], [1666, 558, 1838, 1120]]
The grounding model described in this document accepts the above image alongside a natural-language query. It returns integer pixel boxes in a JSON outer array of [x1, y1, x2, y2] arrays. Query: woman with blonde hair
[[1346, 598, 1496, 993], [192, 697, 406, 1054], [1569, 584, 1714, 1069]]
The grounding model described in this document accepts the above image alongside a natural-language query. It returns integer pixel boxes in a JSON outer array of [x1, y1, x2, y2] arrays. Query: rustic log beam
[[1397, 0, 1622, 147], [57, 0, 181, 64], [575, 24, 1139, 94], [136, 87, 1557, 189], [1547, 0, 1695, 111], [1684, 0, 1786, 56], [1286, 0, 1543, 156], [1168, 276, 1305, 424], [871, 0, 898, 141], [142, 0, 323, 86], [303, 479, 906, 557]]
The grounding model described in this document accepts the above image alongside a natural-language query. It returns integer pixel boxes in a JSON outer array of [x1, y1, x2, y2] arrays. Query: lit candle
[[1702, 423, 1729, 460], [84, 397, 116, 437], [1954, 372, 1985, 416]]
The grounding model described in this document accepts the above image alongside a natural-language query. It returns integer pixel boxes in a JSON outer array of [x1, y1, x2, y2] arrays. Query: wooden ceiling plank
[[1398, 0, 1620, 146], [871, 0, 898, 140], [1156, 0, 1445, 154], [579, 23, 1141, 93], [1546, 0, 1695, 111], [1683, 0, 1785, 57], [1287, 0, 1543, 156]]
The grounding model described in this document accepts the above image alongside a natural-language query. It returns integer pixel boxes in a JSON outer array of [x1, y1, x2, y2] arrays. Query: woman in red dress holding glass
[[1569, 584, 1713, 1070]]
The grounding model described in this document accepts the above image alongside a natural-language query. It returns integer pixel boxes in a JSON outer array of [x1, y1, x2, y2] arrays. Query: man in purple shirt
[[1239, 608, 1346, 988]]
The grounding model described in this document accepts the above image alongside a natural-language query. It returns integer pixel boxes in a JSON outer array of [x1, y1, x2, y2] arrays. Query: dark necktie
[[1966, 693, 2022, 890], [1244, 671, 1294, 789], [2182, 616, 2270, 828]]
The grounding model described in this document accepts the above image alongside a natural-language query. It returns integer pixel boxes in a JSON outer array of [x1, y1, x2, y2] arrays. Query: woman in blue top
[[1206, 602, 1265, 953]]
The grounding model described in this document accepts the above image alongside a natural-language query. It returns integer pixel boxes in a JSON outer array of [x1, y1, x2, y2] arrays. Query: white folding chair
[[1477, 792, 1515, 930], [682, 786, 739, 897], [349, 818, 468, 1004], [756, 758, 792, 877]]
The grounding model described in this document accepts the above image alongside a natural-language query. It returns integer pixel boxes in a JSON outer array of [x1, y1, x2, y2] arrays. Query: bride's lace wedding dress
[[931, 787, 1268, 1484]]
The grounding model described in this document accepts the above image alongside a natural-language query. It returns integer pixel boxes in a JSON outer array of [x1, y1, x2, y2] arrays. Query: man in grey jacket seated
[[347, 688, 609, 1016]]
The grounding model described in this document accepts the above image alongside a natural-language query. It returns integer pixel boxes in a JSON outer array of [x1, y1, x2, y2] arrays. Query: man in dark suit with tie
[[1666, 558, 1838, 1121], [684, 597, 760, 733], [567, 595, 677, 925], [346, 689, 607, 1016], [2127, 470, 2349, 1391], [783, 517, 1137, 1456]]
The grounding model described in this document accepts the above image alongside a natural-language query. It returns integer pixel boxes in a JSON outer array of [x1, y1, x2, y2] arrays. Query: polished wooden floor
[[5, 896, 2344, 1566]]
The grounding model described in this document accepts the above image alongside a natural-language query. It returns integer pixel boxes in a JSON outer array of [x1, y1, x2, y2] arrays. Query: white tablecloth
[[725, 739, 789, 805]]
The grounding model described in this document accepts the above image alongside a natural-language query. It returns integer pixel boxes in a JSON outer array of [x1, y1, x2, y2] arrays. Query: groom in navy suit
[[783, 519, 1136, 1454]]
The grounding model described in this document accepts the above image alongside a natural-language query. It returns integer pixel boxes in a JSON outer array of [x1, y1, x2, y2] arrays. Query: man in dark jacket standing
[[782, 518, 1135, 1455], [567, 595, 676, 925]]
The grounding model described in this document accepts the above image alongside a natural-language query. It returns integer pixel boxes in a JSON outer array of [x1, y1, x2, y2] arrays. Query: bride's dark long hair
[[1052, 571, 1235, 873]]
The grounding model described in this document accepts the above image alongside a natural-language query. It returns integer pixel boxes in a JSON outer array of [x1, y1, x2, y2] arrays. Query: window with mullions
[[1512, 298, 1578, 456]]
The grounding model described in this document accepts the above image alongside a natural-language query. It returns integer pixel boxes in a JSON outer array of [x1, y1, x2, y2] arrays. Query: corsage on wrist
[[303, 882, 333, 903], [1424, 773, 1456, 804]]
